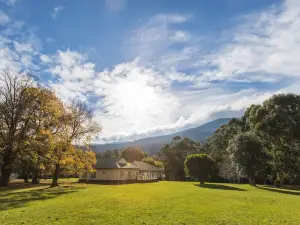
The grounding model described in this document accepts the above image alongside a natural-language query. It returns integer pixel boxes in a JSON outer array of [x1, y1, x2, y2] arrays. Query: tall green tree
[[227, 133, 269, 186], [160, 137, 202, 181], [205, 118, 244, 182], [245, 94, 300, 184]]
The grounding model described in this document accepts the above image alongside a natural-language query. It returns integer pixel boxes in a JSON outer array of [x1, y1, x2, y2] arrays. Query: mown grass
[[1, 179, 300, 225]]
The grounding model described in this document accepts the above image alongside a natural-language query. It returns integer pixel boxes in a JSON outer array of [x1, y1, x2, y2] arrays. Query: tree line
[[160, 94, 300, 186], [96, 147, 163, 167], [0, 69, 101, 187]]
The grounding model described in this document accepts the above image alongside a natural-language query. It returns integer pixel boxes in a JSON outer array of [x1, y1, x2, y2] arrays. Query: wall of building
[[79, 169, 164, 182], [137, 171, 164, 180], [80, 168, 139, 181]]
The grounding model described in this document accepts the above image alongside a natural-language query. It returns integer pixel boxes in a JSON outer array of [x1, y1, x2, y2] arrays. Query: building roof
[[117, 158, 127, 165], [95, 158, 120, 169], [94, 157, 164, 172], [132, 161, 165, 172]]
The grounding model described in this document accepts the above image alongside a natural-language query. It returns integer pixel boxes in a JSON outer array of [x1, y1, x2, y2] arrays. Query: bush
[[184, 154, 214, 185]]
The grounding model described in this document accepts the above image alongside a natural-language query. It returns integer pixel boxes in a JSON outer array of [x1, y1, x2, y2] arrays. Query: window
[[128, 172, 131, 176], [102, 171, 105, 175], [91, 172, 96, 178]]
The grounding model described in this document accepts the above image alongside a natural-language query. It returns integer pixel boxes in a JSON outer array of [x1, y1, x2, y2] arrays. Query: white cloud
[[51, 6, 64, 19], [40, 54, 51, 63], [105, 0, 125, 11], [47, 49, 96, 102], [45, 1, 300, 143], [0, 9, 42, 73], [0, 10, 10, 25], [46, 49, 280, 143], [13, 41, 33, 53], [202, 0, 300, 82], [93, 60, 178, 139], [127, 13, 199, 77], [2, 0, 300, 144]]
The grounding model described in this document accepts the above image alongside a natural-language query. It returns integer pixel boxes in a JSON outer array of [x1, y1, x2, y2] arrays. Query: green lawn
[[1, 179, 300, 225]]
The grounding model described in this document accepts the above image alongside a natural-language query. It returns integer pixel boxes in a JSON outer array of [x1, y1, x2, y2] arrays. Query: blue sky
[[1, 0, 299, 143]]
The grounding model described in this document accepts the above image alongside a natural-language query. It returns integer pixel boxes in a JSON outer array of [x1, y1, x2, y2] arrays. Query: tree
[[245, 94, 300, 185], [121, 147, 144, 162], [48, 102, 101, 187], [0, 69, 101, 187], [227, 133, 269, 186], [142, 156, 163, 168], [184, 154, 214, 185], [142, 157, 155, 165], [160, 137, 202, 181], [205, 118, 244, 182], [0, 70, 44, 186]]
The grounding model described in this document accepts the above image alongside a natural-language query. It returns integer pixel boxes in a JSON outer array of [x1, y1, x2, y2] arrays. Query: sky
[[1, 0, 300, 143]]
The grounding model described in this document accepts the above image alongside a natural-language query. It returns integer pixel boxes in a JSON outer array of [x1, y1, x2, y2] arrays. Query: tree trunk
[[23, 172, 29, 183], [0, 148, 13, 187], [31, 171, 39, 184], [280, 179, 283, 187], [249, 177, 256, 186], [0, 165, 12, 187], [51, 164, 60, 187]]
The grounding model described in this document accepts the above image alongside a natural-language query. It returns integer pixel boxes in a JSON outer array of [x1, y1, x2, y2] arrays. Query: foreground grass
[[1, 179, 300, 224]]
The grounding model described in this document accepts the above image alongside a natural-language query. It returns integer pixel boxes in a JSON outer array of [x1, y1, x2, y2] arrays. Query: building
[[79, 158, 164, 184]]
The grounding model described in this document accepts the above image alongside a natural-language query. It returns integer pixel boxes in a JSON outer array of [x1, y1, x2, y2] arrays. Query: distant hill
[[91, 118, 232, 155]]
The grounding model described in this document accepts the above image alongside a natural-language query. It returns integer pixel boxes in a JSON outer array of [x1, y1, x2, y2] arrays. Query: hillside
[[91, 118, 231, 155]]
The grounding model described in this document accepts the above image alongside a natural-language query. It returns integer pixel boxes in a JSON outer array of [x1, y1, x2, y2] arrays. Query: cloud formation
[[203, 0, 300, 83], [1, 0, 300, 143], [0, 12, 41, 72]]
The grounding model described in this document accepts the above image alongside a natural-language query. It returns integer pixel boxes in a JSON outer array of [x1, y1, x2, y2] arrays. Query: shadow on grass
[[194, 183, 247, 191], [258, 186, 300, 196], [3, 182, 50, 190], [0, 186, 81, 211]]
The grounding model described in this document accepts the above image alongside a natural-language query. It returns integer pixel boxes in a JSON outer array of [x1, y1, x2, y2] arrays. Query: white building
[[79, 158, 164, 184]]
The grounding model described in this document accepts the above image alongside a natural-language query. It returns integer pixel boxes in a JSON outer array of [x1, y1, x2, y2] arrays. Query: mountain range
[[90, 118, 231, 155]]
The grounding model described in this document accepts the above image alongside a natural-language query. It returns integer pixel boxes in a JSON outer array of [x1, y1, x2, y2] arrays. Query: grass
[[1, 179, 300, 224]]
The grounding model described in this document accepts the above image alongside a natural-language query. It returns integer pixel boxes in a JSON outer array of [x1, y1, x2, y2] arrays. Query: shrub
[[184, 154, 214, 185]]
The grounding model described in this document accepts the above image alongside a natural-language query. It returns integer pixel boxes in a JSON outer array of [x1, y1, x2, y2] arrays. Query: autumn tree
[[23, 88, 65, 184], [121, 147, 144, 163], [0, 69, 44, 186], [48, 102, 100, 187], [184, 154, 214, 185]]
